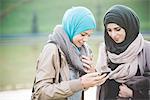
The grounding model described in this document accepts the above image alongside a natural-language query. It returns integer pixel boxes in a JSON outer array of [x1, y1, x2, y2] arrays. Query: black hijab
[[104, 5, 140, 54]]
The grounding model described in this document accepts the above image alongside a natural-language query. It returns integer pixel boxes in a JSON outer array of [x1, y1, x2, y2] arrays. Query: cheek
[[121, 34, 126, 41], [108, 32, 114, 39], [72, 38, 77, 44], [72, 36, 80, 45], [108, 32, 112, 37], [121, 31, 126, 41]]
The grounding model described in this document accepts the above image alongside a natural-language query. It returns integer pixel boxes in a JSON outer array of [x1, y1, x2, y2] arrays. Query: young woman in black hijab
[[96, 5, 150, 100]]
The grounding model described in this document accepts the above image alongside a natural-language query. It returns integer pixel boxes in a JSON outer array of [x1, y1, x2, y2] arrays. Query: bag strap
[[32, 41, 61, 93], [47, 41, 61, 69], [48, 41, 62, 82]]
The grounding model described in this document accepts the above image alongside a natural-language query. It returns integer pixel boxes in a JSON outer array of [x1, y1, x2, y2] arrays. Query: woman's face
[[72, 30, 93, 47], [106, 23, 126, 43]]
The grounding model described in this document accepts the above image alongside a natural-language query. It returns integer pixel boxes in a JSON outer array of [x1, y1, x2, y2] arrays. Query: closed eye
[[107, 29, 112, 32], [81, 32, 91, 37], [81, 33, 85, 36], [115, 28, 121, 31]]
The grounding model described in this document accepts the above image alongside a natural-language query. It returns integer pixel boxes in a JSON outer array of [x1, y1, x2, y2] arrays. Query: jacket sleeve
[[34, 43, 83, 99], [126, 76, 150, 99], [126, 40, 150, 99], [144, 40, 150, 73]]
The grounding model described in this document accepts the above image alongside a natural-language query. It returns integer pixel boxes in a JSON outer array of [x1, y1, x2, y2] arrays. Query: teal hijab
[[62, 6, 96, 41]]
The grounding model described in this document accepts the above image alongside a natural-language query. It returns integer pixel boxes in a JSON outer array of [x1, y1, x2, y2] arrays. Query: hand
[[80, 72, 108, 89], [81, 55, 95, 73], [118, 84, 133, 98]]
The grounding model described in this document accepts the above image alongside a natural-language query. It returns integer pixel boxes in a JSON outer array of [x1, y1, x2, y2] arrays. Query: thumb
[[85, 72, 99, 77]]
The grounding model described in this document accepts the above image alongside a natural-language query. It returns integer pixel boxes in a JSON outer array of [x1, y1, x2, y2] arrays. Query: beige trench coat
[[32, 43, 83, 100]]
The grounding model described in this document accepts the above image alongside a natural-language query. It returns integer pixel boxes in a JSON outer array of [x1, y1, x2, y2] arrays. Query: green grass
[[0, 0, 149, 34], [0, 42, 43, 90]]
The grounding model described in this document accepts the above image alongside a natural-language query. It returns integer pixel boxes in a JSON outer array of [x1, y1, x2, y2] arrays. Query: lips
[[79, 41, 84, 44], [114, 38, 119, 41], [113, 35, 120, 42], [78, 41, 84, 47]]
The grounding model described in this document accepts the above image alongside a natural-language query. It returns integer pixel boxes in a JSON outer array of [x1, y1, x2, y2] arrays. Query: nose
[[111, 31, 116, 38]]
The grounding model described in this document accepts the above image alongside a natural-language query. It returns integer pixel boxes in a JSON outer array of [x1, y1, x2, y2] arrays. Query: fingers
[[118, 84, 133, 98], [83, 67, 91, 73], [81, 55, 95, 73], [96, 74, 108, 85], [97, 79, 107, 85], [84, 72, 101, 77], [91, 73, 108, 85], [118, 89, 125, 98], [85, 72, 107, 80], [97, 73, 107, 79], [119, 84, 127, 90], [82, 61, 91, 69], [81, 55, 93, 65], [82, 57, 93, 67], [81, 72, 109, 88], [81, 55, 92, 60], [122, 84, 127, 87], [83, 68, 95, 73], [118, 92, 122, 97]]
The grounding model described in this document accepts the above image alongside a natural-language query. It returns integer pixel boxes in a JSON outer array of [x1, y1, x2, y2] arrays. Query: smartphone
[[101, 71, 110, 75]]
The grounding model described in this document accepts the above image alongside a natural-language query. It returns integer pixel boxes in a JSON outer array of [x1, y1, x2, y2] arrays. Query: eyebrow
[[83, 32, 91, 35], [107, 27, 121, 29], [83, 32, 88, 34], [81, 32, 91, 37], [115, 27, 121, 29]]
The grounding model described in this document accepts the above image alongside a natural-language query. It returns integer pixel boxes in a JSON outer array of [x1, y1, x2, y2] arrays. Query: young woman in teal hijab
[[32, 6, 108, 100], [61, 6, 97, 100]]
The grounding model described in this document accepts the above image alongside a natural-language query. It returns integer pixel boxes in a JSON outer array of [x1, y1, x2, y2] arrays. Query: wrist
[[80, 77, 86, 90]]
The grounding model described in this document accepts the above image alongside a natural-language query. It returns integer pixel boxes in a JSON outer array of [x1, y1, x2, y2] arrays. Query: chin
[[77, 45, 82, 48], [77, 44, 82, 48]]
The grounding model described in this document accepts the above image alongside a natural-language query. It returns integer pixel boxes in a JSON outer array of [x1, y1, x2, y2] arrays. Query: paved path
[[84, 86, 97, 100], [0, 87, 96, 100], [0, 89, 32, 100]]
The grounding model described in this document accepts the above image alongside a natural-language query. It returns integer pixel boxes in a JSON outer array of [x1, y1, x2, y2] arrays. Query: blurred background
[[0, 0, 150, 91]]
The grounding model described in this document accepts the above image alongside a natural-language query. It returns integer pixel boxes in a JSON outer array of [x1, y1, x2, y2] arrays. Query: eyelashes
[[81, 34, 85, 36], [116, 28, 121, 31], [107, 28, 121, 32], [80, 33, 91, 37]]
